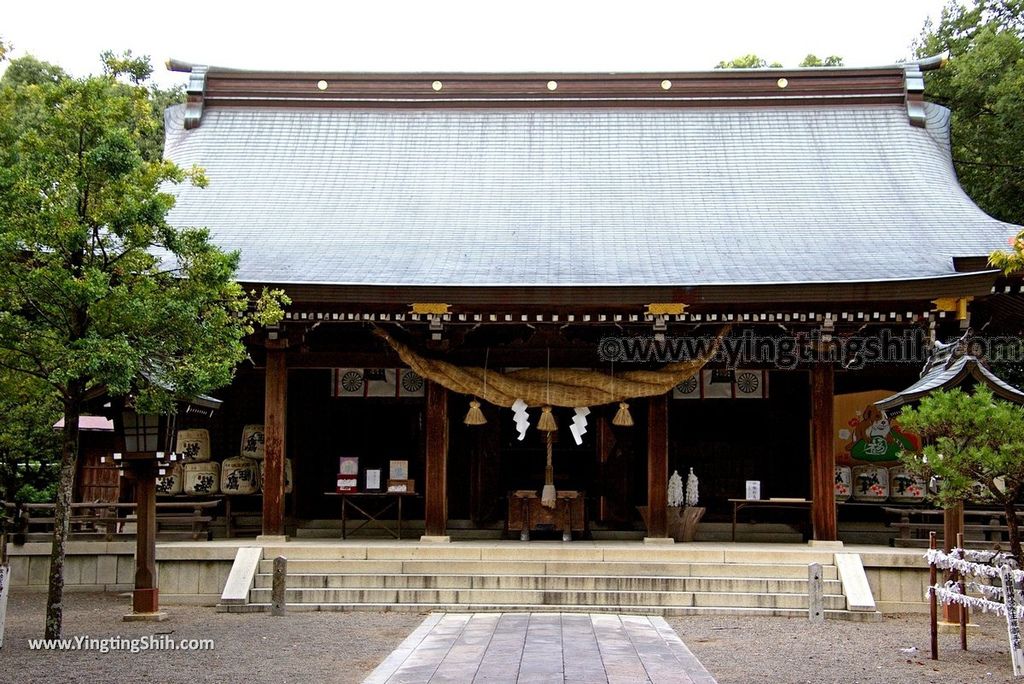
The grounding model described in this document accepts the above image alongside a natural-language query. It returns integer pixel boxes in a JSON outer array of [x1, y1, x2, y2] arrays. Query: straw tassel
[[612, 401, 634, 427], [541, 432, 557, 508], [537, 405, 558, 432], [463, 399, 486, 426]]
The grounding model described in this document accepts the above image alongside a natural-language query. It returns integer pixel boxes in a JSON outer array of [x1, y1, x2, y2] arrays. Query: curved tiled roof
[[161, 75, 1018, 291]]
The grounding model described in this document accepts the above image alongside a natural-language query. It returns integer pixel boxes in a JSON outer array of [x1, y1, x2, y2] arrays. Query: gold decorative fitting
[[431, 80, 443, 91], [777, 78, 789, 89], [410, 302, 451, 315], [646, 303, 687, 316], [547, 80, 558, 91], [931, 297, 973, 321], [661, 79, 672, 90], [316, 80, 328, 91]]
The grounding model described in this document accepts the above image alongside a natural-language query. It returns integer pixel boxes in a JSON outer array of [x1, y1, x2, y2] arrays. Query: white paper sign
[[745, 480, 761, 500], [999, 564, 1024, 676], [0, 564, 9, 649]]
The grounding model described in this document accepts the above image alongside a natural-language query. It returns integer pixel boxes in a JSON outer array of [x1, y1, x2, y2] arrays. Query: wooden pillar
[[262, 340, 288, 538], [943, 502, 965, 623], [424, 381, 449, 539], [646, 393, 669, 539], [132, 460, 159, 614], [810, 363, 837, 541]]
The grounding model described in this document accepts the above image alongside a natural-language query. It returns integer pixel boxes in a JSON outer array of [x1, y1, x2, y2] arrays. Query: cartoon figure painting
[[835, 391, 920, 465]]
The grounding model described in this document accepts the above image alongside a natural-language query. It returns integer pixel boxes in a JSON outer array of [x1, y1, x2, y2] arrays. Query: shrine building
[[154, 56, 1022, 544]]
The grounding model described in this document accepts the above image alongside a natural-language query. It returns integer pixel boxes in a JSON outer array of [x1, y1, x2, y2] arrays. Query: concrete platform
[[363, 612, 717, 684]]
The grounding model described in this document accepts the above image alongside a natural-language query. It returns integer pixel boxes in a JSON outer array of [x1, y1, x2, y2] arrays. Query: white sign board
[[745, 480, 761, 500], [0, 564, 9, 649], [999, 564, 1024, 677]]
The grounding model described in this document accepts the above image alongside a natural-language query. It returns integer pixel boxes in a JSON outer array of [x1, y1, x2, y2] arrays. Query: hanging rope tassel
[[463, 399, 486, 425], [612, 401, 634, 427], [537, 405, 558, 432], [541, 432, 557, 508]]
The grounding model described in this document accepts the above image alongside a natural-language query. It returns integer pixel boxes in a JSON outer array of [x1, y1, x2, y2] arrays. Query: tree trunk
[[45, 386, 82, 640], [1004, 498, 1022, 566]]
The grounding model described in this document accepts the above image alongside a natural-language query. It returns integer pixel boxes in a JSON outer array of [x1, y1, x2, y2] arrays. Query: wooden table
[[507, 490, 585, 542], [729, 498, 813, 541], [324, 491, 419, 540]]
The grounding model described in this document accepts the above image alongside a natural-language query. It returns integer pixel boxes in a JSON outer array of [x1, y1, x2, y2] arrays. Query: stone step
[[257, 558, 839, 580], [223, 603, 878, 621], [256, 544, 839, 565], [251, 572, 842, 594], [291, 528, 505, 540], [247, 586, 847, 610]]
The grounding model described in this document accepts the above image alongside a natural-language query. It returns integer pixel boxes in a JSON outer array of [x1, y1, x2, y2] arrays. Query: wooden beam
[[810, 363, 837, 540], [647, 394, 669, 539], [262, 340, 288, 537], [424, 381, 449, 538]]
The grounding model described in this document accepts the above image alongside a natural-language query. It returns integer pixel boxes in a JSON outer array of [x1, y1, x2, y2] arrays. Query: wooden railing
[[3, 500, 219, 543], [883, 506, 1021, 548]]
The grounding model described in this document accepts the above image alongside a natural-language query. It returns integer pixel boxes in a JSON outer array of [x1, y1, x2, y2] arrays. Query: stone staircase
[[219, 543, 879, 620]]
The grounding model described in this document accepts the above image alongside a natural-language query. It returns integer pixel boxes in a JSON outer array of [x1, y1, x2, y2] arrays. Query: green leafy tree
[[897, 387, 1024, 562], [0, 54, 67, 88], [916, 0, 1024, 225], [0, 55, 288, 639], [716, 53, 844, 69], [0, 369, 61, 502], [799, 54, 844, 67], [715, 54, 783, 69]]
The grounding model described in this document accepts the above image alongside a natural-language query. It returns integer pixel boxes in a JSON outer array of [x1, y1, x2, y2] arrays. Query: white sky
[[3, 0, 949, 88]]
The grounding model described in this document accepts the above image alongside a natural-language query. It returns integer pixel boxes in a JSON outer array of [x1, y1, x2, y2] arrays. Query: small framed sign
[[339, 456, 359, 476], [365, 468, 382, 491], [745, 480, 761, 500], [389, 460, 409, 481]]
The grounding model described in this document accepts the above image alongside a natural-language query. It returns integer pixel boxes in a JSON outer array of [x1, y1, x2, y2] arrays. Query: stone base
[[123, 611, 168, 622], [256, 535, 289, 543], [808, 540, 844, 549], [642, 537, 675, 545], [419, 536, 451, 543], [937, 620, 980, 634]]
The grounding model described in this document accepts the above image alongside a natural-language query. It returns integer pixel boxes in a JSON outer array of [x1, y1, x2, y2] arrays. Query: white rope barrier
[[925, 548, 1024, 583]]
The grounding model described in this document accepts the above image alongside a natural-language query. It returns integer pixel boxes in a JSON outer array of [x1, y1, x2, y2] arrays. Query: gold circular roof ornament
[[661, 79, 672, 90], [316, 80, 328, 91], [432, 80, 443, 91], [777, 78, 789, 89], [547, 80, 558, 91]]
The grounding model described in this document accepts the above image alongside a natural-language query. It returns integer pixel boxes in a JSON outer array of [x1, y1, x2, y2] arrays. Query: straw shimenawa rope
[[374, 326, 729, 408]]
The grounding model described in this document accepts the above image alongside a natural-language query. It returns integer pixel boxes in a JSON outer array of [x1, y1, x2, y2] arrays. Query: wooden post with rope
[[957, 532, 967, 651], [929, 531, 938, 660]]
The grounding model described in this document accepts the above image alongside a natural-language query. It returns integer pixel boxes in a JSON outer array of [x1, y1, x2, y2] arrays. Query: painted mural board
[[834, 390, 920, 466]]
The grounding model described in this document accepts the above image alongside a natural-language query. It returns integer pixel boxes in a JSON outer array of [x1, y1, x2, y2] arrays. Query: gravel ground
[[669, 612, 1017, 684], [1, 592, 423, 684], [2, 591, 1019, 683]]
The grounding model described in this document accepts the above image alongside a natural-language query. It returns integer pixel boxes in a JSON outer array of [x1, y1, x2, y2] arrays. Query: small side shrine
[[876, 333, 1024, 625], [876, 334, 1024, 411]]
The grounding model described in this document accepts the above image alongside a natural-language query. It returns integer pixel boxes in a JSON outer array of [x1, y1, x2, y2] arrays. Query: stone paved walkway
[[364, 613, 718, 684]]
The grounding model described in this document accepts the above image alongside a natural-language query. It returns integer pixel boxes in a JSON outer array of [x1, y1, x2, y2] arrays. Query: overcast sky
[[3, 0, 950, 87]]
